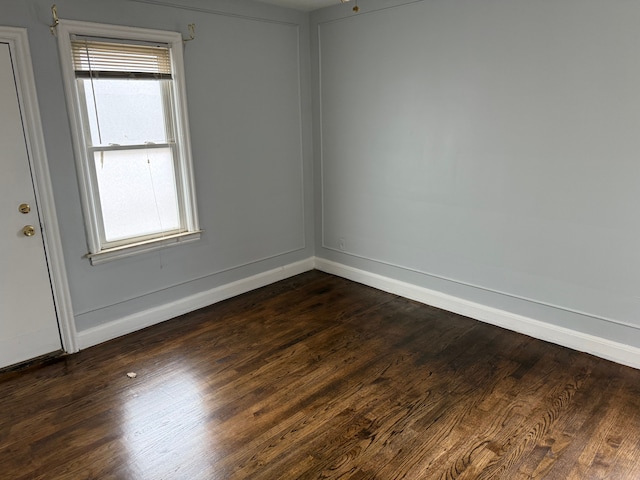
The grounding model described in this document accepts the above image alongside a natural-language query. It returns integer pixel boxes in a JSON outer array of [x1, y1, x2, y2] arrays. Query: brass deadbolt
[[19, 203, 31, 214]]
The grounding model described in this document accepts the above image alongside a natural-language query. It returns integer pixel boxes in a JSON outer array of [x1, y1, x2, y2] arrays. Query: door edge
[[0, 26, 78, 353]]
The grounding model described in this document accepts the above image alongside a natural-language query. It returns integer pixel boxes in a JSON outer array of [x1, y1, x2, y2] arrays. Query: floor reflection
[[122, 369, 217, 479]]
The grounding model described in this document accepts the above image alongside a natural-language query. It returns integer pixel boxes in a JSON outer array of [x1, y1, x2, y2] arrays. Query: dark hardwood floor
[[2, 271, 640, 479]]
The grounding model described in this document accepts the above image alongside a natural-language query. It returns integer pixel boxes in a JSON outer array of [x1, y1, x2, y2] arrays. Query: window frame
[[57, 20, 200, 265]]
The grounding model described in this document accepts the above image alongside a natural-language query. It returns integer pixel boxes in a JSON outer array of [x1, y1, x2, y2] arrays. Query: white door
[[0, 41, 62, 368]]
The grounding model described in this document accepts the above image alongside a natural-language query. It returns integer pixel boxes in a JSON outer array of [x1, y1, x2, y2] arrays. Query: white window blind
[[71, 38, 172, 78]]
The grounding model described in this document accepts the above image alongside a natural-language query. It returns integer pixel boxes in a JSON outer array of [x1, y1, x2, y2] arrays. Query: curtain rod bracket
[[49, 4, 59, 36], [183, 23, 195, 43]]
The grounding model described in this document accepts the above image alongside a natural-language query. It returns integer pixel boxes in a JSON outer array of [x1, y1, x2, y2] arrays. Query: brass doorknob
[[22, 225, 36, 237]]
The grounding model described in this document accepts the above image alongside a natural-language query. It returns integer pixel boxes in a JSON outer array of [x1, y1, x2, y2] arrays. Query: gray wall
[[312, 0, 640, 348], [7, 0, 640, 350], [5, 0, 313, 332]]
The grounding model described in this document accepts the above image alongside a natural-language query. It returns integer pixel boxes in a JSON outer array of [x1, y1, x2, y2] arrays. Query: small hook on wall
[[340, 0, 360, 13], [50, 4, 60, 36]]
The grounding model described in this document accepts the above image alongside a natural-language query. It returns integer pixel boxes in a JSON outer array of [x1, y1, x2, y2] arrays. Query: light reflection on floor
[[122, 369, 218, 479]]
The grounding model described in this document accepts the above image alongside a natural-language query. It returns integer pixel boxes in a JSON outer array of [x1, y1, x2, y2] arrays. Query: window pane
[[81, 78, 169, 145], [94, 148, 181, 242]]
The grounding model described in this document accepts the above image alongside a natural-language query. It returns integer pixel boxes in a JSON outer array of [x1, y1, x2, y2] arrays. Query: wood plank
[[1, 271, 640, 479]]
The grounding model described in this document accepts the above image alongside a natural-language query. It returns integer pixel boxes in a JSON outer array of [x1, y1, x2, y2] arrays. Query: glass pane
[[94, 148, 181, 242], [81, 78, 170, 145]]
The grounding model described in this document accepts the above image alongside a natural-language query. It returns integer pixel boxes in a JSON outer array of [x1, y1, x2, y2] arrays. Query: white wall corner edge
[[314, 257, 640, 371], [76, 257, 315, 349]]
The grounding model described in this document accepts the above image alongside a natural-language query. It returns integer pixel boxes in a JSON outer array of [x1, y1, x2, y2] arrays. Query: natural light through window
[[81, 76, 180, 242], [93, 148, 180, 242], [57, 20, 200, 264]]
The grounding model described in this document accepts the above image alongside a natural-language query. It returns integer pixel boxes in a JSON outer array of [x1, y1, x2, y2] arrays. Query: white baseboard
[[315, 258, 640, 370], [77, 258, 315, 349], [77, 255, 640, 370]]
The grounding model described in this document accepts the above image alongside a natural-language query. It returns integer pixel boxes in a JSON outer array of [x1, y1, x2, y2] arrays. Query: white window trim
[[57, 20, 200, 265]]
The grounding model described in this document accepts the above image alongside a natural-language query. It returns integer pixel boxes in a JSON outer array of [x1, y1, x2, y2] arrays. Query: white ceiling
[[251, 0, 346, 11]]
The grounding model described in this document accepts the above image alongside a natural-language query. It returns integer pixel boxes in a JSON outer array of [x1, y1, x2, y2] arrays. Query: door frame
[[1, 27, 77, 354]]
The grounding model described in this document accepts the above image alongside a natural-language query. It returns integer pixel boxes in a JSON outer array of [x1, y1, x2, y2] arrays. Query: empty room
[[2, 0, 640, 478]]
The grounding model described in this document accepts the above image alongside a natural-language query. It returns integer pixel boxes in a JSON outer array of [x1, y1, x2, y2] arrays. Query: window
[[57, 21, 200, 264]]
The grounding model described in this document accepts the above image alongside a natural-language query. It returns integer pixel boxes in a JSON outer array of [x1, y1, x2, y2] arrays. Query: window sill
[[87, 230, 202, 265]]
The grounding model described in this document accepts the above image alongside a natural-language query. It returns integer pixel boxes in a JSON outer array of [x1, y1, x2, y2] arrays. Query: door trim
[[1, 27, 78, 354]]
